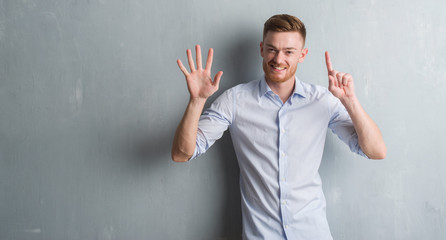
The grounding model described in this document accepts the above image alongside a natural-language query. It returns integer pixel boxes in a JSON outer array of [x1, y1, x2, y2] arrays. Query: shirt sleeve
[[190, 88, 234, 160], [327, 94, 369, 159]]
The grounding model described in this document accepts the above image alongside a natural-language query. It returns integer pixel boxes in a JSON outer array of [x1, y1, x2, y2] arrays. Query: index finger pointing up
[[325, 51, 333, 72]]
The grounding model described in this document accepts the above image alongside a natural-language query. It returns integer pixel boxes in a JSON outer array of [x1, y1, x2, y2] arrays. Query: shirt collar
[[258, 75, 307, 101]]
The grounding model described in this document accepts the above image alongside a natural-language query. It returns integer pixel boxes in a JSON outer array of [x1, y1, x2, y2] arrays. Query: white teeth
[[272, 66, 285, 70]]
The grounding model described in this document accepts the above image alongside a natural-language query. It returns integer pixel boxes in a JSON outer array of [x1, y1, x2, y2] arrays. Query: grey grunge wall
[[1, 0, 445, 239]]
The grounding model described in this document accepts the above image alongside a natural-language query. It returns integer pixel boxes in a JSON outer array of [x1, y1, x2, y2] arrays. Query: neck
[[265, 77, 295, 103]]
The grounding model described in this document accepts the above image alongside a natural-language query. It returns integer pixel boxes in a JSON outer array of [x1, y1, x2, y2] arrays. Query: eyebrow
[[265, 44, 297, 50]]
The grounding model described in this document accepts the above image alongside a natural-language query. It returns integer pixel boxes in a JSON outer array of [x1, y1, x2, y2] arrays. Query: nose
[[273, 51, 285, 64]]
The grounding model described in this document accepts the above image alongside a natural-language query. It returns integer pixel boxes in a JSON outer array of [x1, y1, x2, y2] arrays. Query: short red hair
[[263, 14, 306, 44]]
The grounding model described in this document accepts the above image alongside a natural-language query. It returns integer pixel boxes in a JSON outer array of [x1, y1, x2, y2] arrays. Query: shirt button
[[281, 129, 285, 134], [282, 200, 287, 205], [285, 225, 289, 229], [281, 152, 285, 157]]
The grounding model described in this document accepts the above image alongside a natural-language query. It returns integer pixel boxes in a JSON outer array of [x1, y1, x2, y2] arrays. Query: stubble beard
[[262, 60, 297, 84]]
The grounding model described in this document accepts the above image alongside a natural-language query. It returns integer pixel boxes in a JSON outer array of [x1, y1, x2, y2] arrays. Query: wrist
[[340, 95, 359, 110], [188, 97, 207, 107]]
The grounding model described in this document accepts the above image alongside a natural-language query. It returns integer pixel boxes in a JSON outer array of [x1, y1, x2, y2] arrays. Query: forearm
[[341, 97, 387, 159], [171, 98, 207, 162]]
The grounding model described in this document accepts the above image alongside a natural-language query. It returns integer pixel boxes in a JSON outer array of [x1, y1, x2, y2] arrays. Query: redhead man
[[172, 14, 386, 240]]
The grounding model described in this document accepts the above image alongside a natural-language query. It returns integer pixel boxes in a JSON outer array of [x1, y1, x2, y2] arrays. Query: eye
[[286, 51, 294, 55], [268, 48, 277, 53]]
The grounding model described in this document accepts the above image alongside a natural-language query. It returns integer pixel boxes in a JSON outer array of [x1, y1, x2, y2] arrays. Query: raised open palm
[[177, 45, 223, 100]]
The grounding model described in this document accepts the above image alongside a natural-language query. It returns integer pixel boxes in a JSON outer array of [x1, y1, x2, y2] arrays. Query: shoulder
[[206, 79, 260, 122], [209, 79, 259, 105], [298, 79, 334, 101], [222, 78, 261, 99], [230, 79, 260, 92]]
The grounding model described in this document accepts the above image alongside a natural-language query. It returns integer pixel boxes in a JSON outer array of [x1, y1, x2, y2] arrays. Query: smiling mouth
[[271, 65, 287, 71]]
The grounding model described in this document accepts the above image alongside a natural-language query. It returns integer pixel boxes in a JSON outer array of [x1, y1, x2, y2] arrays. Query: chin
[[266, 75, 288, 83], [265, 71, 295, 83]]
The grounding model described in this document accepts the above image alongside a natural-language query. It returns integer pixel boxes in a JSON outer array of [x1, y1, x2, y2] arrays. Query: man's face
[[261, 31, 308, 84]]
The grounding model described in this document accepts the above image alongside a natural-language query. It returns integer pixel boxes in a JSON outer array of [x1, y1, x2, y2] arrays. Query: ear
[[298, 48, 309, 63], [260, 41, 264, 58]]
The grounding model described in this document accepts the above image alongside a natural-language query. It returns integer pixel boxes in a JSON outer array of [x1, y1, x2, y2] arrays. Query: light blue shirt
[[191, 75, 367, 240]]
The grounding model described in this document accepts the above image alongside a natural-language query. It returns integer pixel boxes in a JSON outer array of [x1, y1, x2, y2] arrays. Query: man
[[172, 14, 386, 240]]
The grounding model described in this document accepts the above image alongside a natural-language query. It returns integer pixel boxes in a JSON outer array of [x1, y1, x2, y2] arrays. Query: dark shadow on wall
[[217, 131, 242, 239], [220, 30, 262, 89], [107, 123, 171, 168], [211, 28, 261, 240], [110, 29, 261, 240], [111, 124, 243, 239]]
